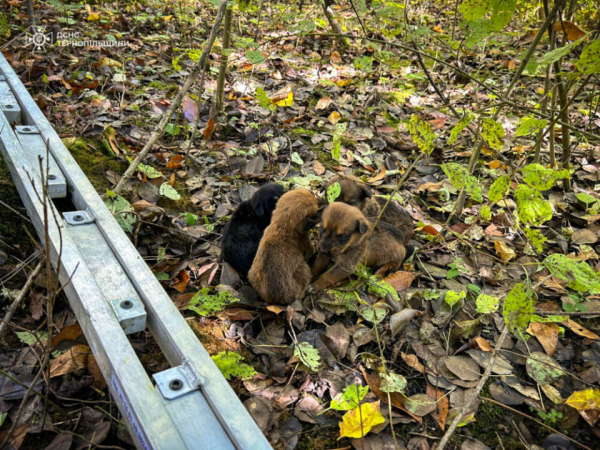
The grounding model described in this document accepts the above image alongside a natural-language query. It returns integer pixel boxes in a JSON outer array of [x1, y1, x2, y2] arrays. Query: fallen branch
[[0, 259, 44, 340], [113, 0, 229, 194], [436, 326, 509, 450]]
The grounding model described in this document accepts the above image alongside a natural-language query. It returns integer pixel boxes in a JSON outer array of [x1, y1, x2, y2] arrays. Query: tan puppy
[[248, 189, 319, 304], [325, 177, 413, 243], [309, 202, 407, 292]]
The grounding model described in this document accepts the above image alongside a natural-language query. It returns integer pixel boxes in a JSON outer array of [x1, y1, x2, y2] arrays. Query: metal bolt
[[120, 299, 134, 310], [169, 379, 183, 391], [48, 174, 57, 180], [22, 127, 32, 132], [5, 105, 14, 109], [72, 214, 85, 222]]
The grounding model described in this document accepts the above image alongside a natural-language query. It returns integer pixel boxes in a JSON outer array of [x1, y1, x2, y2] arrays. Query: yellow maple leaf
[[275, 92, 294, 107], [87, 13, 100, 21], [339, 401, 385, 439], [565, 389, 600, 411]]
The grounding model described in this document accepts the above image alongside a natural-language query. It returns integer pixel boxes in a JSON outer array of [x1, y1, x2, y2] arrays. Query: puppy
[[325, 177, 413, 243], [248, 189, 319, 304], [220, 183, 285, 278], [309, 202, 407, 292]]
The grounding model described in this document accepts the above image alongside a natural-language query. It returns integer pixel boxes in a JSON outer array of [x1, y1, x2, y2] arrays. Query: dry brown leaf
[[494, 241, 516, 262], [171, 269, 190, 293], [401, 352, 425, 373], [50, 344, 90, 378], [473, 336, 492, 352], [315, 97, 332, 110], [51, 324, 83, 348], [553, 21, 586, 41], [421, 225, 440, 236], [527, 322, 559, 356], [367, 167, 386, 184], [203, 118, 216, 140], [426, 384, 448, 430], [331, 51, 342, 64], [564, 319, 600, 340], [383, 271, 417, 292]]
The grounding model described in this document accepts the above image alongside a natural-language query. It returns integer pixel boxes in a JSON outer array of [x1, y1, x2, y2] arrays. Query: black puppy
[[220, 184, 285, 278]]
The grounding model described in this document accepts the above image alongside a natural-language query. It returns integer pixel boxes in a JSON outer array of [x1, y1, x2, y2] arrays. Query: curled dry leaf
[[315, 97, 332, 110], [402, 352, 425, 373], [553, 21, 586, 41], [383, 271, 417, 292], [527, 322, 560, 356], [50, 344, 90, 378], [494, 240, 516, 263], [564, 319, 600, 340], [444, 355, 481, 381], [404, 394, 437, 417]]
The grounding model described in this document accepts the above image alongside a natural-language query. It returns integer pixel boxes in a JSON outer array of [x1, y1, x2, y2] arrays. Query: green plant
[[185, 287, 239, 316], [211, 352, 256, 380]]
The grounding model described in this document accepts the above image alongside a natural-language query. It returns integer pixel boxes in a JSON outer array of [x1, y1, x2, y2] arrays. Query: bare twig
[[113, 0, 229, 194]]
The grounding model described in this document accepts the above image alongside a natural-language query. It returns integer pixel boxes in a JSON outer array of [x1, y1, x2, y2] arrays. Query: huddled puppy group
[[220, 177, 413, 305]]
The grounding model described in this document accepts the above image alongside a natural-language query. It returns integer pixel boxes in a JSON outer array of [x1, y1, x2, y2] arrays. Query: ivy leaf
[[481, 118, 505, 151], [159, 183, 181, 200], [488, 175, 510, 203], [448, 112, 473, 144], [331, 384, 368, 411], [445, 290, 466, 307], [476, 294, 499, 314], [358, 303, 388, 325], [339, 401, 385, 439], [515, 117, 548, 137], [524, 227, 547, 253], [514, 184, 552, 225], [441, 163, 482, 202], [577, 39, 600, 75], [521, 163, 569, 191], [503, 282, 534, 338], [294, 342, 321, 372], [544, 254, 600, 294], [211, 351, 256, 380], [327, 181, 341, 203], [380, 372, 407, 393], [105, 190, 136, 233], [459, 0, 492, 21], [407, 114, 436, 155]]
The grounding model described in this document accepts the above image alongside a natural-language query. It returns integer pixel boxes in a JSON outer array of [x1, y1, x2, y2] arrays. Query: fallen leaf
[[328, 111, 341, 124], [444, 356, 481, 381], [331, 51, 342, 64], [526, 352, 564, 386], [527, 322, 560, 355], [473, 336, 492, 352], [572, 228, 598, 245], [401, 352, 425, 373], [553, 21, 586, 41], [316, 97, 332, 110], [50, 344, 90, 378], [51, 324, 83, 348], [203, 118, 216, 140], [383, 271, 417, 291], [361, 368, 422, 422], [88, 354, 106, 389], [182, 96, 199, 123], [367, 167, 386, 184], [339, 401, 385, 438], [166, 154, 185, 169], [565, 389, 600, 411], [404, 394, 437, 416], [494, 240, 516, 263], [564, 319, 600, 340], [426, 384, 448, 430]]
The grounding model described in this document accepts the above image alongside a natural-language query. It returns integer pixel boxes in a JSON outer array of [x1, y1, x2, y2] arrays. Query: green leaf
[[577, 193, 597, 206], [331, 122, 347, 161], [524, 227, 547, 253], [514, 185, 552, 225], [538, 39, 583, 67], [105, 193, 136, 233], [526, 352, 564, 386], [488, 175, 510, 203], [211, 351, 256, 380], [544, 254, 600, 294], [459, 0, 492, 21], [15, 331, 48, 346], [354, 56, 373, 72], [407, 114, 436, 155], [445, 290, 466, 307], [515, 117, 548, 137], [245, 50, 265, 64], [159, 183, 181, 200], [185, 287, 240, 316], [327, 181, 341, 203], [165, 123, 180, 136], [476, 293, 499, 313], [481, 118, 505, 151], [291, 152, 304, 165], [577, 39, 600, 75], [502, 282, 534, 338], [294, 342, 321, 372], [489, 0, 516, 31], [441, 163, 482, 202], [255, 87, 275, 111], [448, 112, 473, 145], [521, 164, 569, 190], [137, 163, 163, 178], [380, 372, 407, 393], [479, 204, 492, 221], [184, 212, 199, 226], [358, 303, 388, 325], [331, 384, 369, 411]]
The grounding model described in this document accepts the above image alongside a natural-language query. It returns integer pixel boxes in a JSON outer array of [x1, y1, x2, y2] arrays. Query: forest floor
[[1, 1, 600, 450]]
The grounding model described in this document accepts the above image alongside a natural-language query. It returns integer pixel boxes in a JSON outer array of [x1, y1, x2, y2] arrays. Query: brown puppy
[[325, 177, 413, 243], [248, 189, 319, 304], [309, 202, 407, 292]]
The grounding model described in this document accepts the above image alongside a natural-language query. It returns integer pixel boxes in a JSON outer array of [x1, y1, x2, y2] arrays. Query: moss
[[62, 137, 125, 193], [0, 154, 36, 255], [296, 424, 341, 450], [148, 80, 170, 90]]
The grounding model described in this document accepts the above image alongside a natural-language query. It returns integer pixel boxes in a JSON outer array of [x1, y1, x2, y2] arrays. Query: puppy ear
[[252, 199, 266, 217], [358, 219, 369, 234], [361, 185, 372, 199]]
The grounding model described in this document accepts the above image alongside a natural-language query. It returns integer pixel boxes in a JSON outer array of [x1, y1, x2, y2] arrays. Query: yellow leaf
[[87, 13, 100, 21], [494, 240, 516, 263], [553, 21, 586, 41], [565, 389, 600, 411], [339, 401, 385, 439], [335, 79, 352, 87], [275, 92, 294, 107], [163, 15, 173, 21], [328, 111, 341, 124]]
